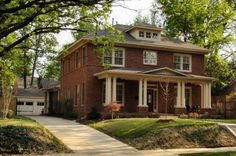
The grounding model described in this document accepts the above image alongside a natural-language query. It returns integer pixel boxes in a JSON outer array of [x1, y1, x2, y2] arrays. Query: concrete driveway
[[28, 116, 236, 156], [28, 116, 138, 156]]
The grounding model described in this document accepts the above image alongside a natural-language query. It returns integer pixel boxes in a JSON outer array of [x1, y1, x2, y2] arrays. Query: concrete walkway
[[28, 116, 236, 156], [28, 116, 138, 156]]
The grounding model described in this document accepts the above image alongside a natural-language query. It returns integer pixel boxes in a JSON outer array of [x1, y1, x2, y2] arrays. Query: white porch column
[[201, 84, 204, 108], [143, 79, 147, 106], [181, 82, 185, 107], [105, 77, 112, 105], [205, 83, 209, 108], [176, 81, 181, 107], [112, 77, 117, 102], [138, 79, 143, 106], [208, 83, 212, 108]]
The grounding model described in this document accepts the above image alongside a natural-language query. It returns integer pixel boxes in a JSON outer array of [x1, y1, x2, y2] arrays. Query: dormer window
[[139, 31, 144, 38], [153, 33, 158, 39], [146, 32, 151, 38]]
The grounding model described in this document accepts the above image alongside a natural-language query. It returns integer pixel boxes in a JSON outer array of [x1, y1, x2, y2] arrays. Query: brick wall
[[60, 43, 206, 116]]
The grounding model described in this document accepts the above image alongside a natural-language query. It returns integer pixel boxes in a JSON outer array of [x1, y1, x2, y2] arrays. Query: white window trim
[[173, 53, 192, 72], [143, 50, 158, 65], [102, 82, 125, 106], [103, 47, 125, 67]]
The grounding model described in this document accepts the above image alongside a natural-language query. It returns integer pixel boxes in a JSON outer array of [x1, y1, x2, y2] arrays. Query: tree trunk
[[30, 35, 40, 86], [23, 50, 27, 89]]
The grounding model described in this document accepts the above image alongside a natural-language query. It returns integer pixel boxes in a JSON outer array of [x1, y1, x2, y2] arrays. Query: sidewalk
[[28, 116, 236, 156]]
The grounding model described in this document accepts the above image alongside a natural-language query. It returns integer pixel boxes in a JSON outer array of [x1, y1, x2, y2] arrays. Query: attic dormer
[[126, 24, 164, 41]]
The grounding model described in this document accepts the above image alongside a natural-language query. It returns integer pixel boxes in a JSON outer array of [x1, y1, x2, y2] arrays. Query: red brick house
[[59, 24, 215, 117]]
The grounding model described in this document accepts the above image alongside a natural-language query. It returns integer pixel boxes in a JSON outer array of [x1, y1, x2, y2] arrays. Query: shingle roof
[[84, 24, 209, 53], [16, 88, 44, 97], [40, 79, 60, 90]]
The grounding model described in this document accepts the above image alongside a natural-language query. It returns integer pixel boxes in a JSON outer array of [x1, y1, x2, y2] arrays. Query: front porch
[[95, 67, 215, 115]]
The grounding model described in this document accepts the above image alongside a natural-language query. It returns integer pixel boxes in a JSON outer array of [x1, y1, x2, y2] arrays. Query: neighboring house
[[40, 80, 60, 115], [15, 77, 45, 115], [59, 24, 215, 117], [16, 88, 44, 115]]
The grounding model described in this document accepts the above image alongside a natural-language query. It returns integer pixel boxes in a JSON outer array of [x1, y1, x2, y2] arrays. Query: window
[[153, 33, 158, 39], [37, 102, 44, 106], [173, 54, 192, 72], [116, 84, 124, 104], [139, 31, 144, 38], [82, 46, 86, 65], [74, 85, 78, 105], [146, 32, 151, 38], [102, 83, 125, 105], [26, 102, 33, 106], [61, 60, 64, 75], [143, 51, 157, 65], [17, 102, 24, 105], [76, 52, 81, 68], [114, 48, 124, 65], [80, 82, 85, 105], [68, 58, 71, 72], [103, 48, 125, 67], [66, 88, 70, 100], [104, 52, 112, 64]]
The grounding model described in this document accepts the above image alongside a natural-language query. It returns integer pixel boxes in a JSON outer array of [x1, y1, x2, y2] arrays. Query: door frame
[[147, 85, 158, 113]]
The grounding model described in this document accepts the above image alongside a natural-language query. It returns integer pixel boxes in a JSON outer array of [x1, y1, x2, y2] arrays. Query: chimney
[[112, 18, 114, 25]]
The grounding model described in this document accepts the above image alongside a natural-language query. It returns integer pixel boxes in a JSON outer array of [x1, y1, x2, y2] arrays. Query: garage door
[[17, 101, 44, 115]]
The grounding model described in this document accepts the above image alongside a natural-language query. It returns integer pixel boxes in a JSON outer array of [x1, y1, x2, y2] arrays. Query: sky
[[56, 0, 155, 49]]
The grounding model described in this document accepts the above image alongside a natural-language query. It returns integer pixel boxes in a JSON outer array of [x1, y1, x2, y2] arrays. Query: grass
[[89, 118, 212, 139], [0, 116, 71, 155], [198, 118, 236, 124], [180, 151, 236, 156], [88, 118, 236, 150]]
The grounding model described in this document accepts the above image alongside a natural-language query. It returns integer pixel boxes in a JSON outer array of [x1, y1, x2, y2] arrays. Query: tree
[[0, 53, 17, 119], [153, 0, 236, 93], [0, 0, 113, 56], [40, 59, 61, 80]]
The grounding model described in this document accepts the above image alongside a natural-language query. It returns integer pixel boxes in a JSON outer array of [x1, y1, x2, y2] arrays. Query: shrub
[[7, 110, 14, 118], [62, 99, 77, 119], [87, 106, 102, 120]]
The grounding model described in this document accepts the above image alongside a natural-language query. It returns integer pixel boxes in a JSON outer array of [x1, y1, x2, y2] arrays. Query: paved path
[[28, 116, 138, 156], [28, 116, 236, 156]]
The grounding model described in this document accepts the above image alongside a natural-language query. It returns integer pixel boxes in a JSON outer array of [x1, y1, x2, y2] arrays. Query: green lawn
[[88, 118, 236, 150], [181, 151, 236, 156], [89, 118, 211, 139], [0, 116, 71, 155], [198, 118, 236, 124]]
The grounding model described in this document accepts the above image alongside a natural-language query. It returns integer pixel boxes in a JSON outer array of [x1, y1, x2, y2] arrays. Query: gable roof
[[141, 67, 189, 77], [16, 88, 44, 97], [60, 24, 210, 58]]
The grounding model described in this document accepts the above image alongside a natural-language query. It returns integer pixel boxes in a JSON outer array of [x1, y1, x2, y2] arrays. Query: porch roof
[[94, 67, 216, 83]]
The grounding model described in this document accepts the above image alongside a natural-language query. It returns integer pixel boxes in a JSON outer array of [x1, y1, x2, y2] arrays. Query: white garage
[[16, 88, 45, 115]]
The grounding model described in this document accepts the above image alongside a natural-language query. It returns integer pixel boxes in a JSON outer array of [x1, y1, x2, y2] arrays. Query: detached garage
[[16, 88, 45, 115]]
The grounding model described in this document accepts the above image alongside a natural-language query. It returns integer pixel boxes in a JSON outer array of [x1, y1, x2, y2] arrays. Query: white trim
[[143, 50, 158, 65], [173, 53, 192, 72], [185, 86, 192, 106], [103, 47, 125, 67], [103, 81, 125, 106], [116, 82, 125, 105]]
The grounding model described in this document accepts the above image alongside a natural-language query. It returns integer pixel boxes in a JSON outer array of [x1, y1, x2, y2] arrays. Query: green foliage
[[0, 117, 71, 154], [92, 25, 124, 68], [205, 53, 233, 95], [40, 59, 60, 80], [153, 0, 236, 93], [0, 0, 113, 56]]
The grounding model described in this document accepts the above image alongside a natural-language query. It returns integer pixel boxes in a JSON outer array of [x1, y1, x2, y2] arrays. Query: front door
[[147, 89, 158, 112]]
